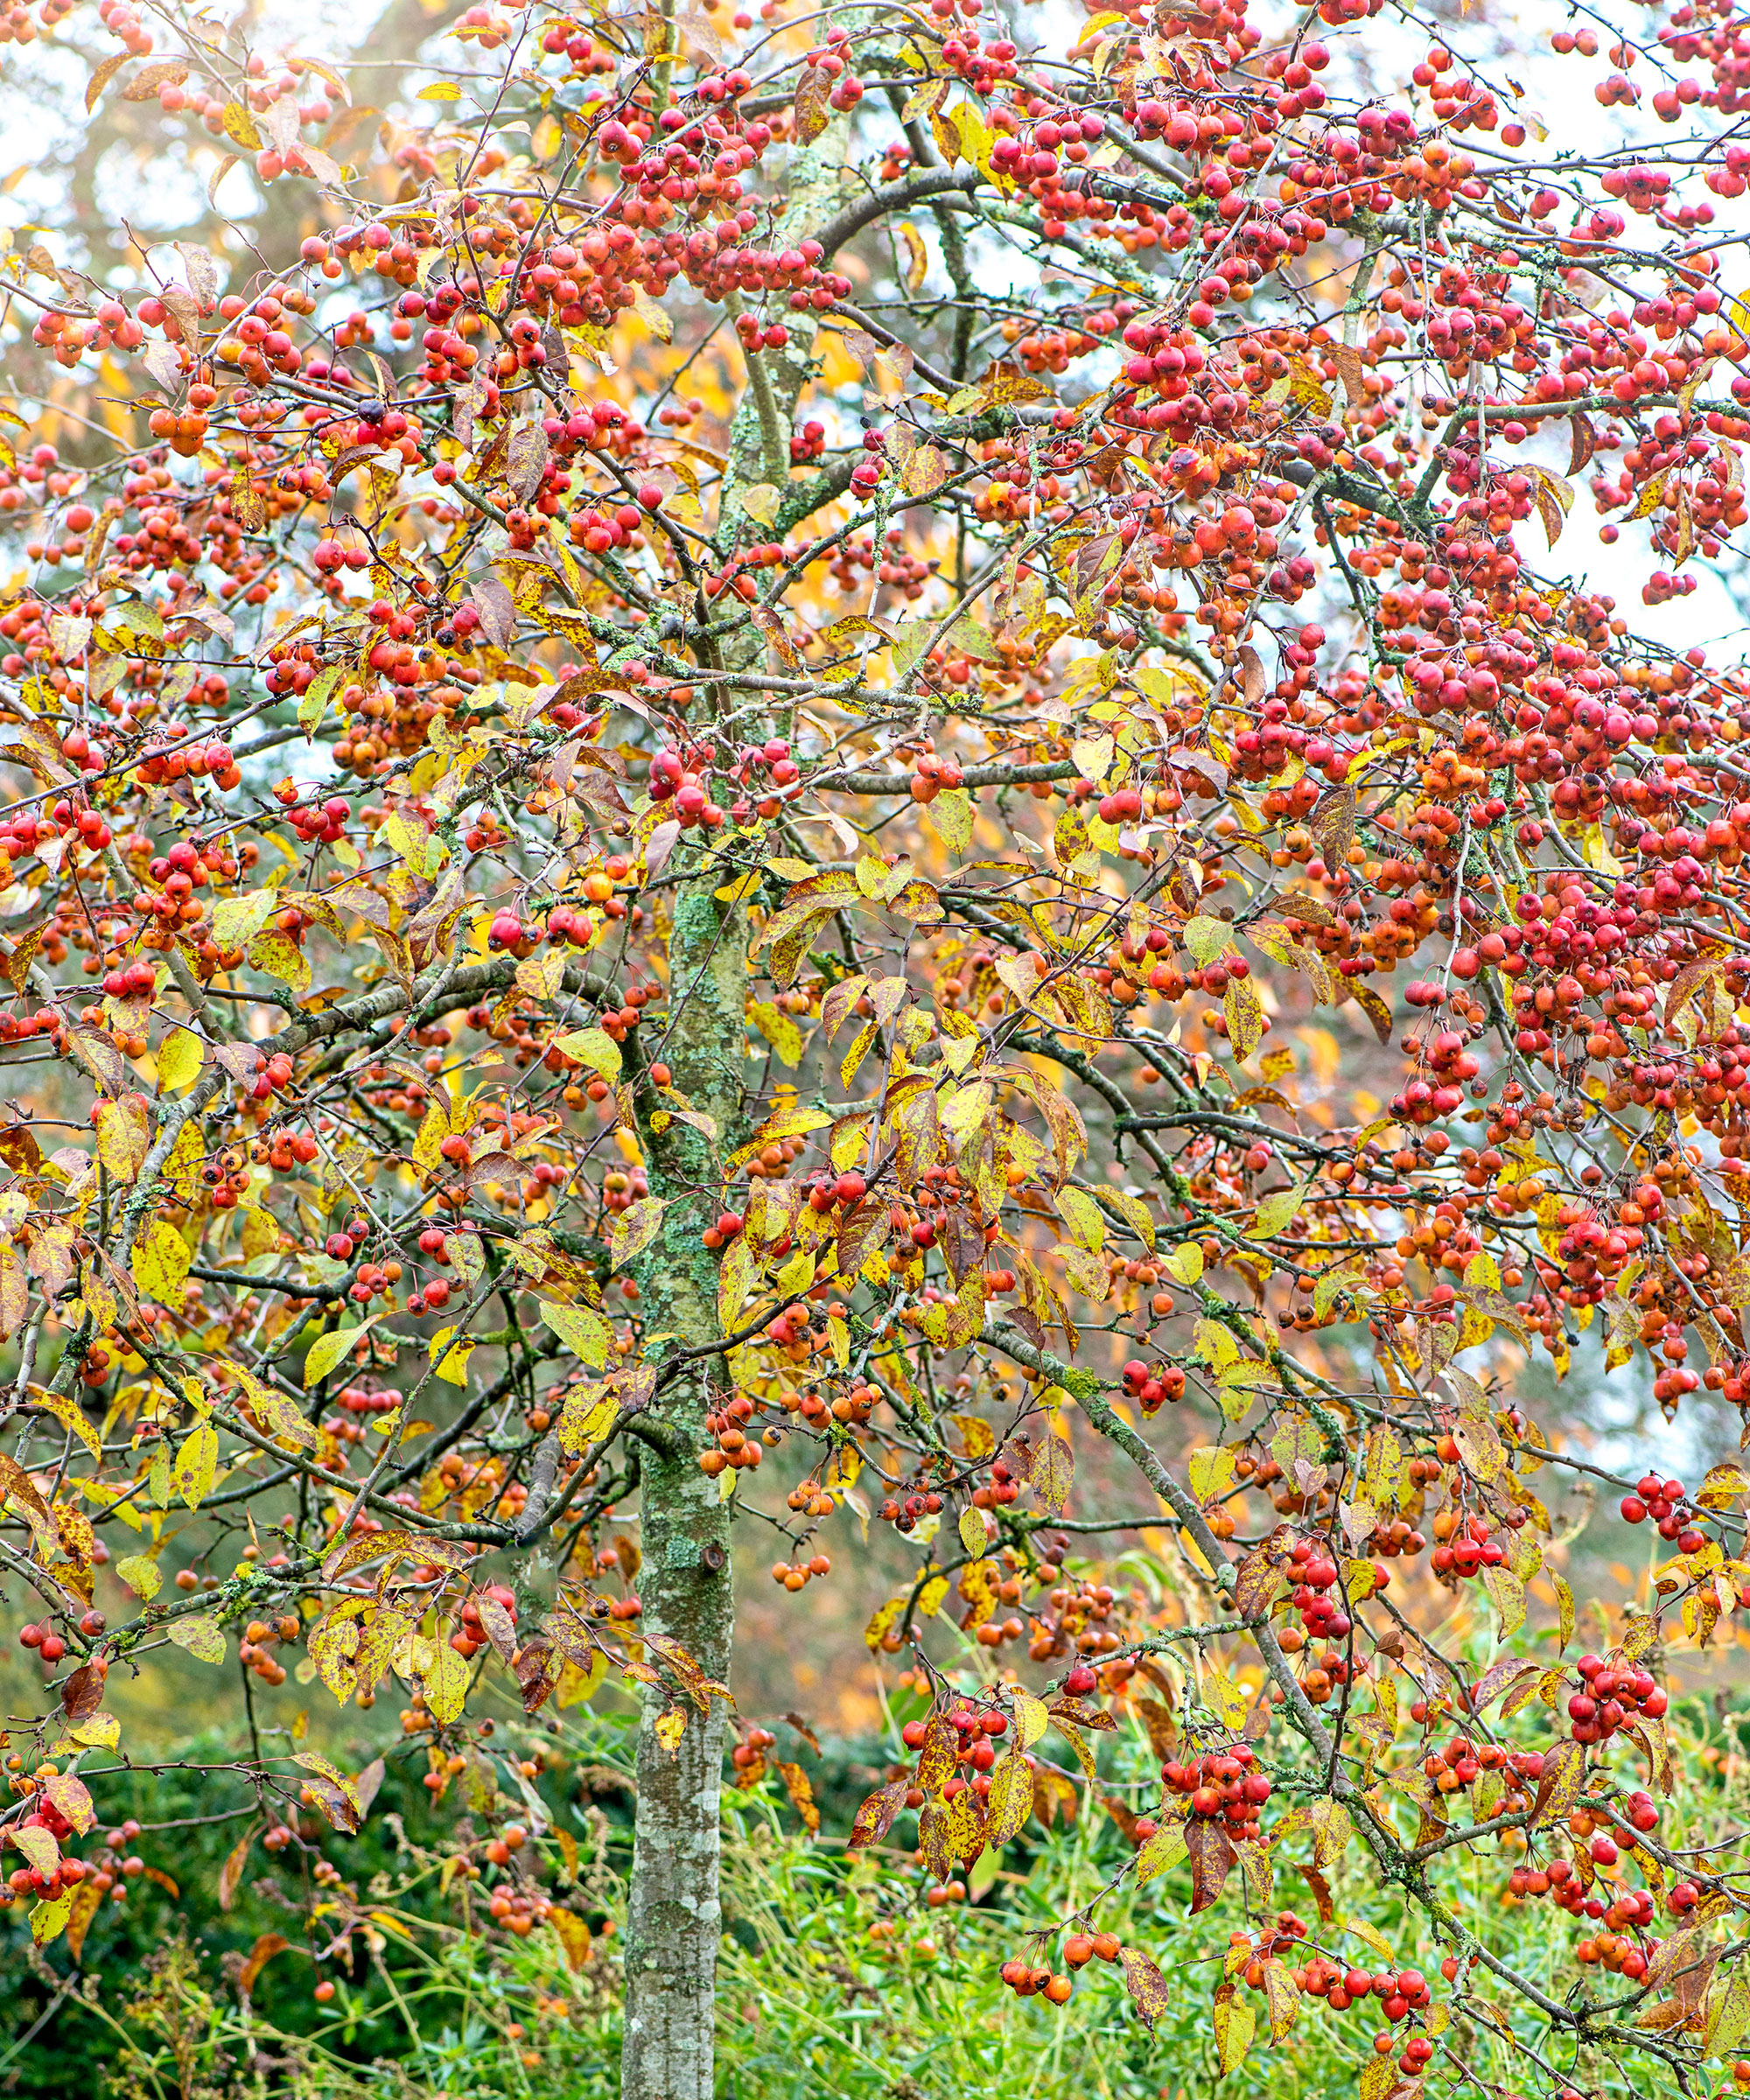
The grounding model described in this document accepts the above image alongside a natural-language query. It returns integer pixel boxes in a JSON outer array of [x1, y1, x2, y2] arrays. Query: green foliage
[[15, 1688, 1748, 2100]]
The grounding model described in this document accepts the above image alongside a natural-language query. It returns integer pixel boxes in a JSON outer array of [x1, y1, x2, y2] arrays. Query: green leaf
[[116, 1554, 161, 1600], [553, 1027, 621, 1082], [1250, 1180, 1308, 1239], [538, 1298, 612, 1368], [210, 888, 277, 950], [304, 1319, 375, 1389], [165, 1612, 226, 1665]]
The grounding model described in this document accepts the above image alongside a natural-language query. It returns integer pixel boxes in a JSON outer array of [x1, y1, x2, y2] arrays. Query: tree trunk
[[620, 866, 743, 2100], [619, 113, 856, 2100]]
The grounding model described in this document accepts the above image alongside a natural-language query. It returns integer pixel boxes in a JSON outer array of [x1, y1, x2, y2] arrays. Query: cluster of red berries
[[274, 788, 353, 847], [238, 1614, 301, 1686], [18, 1619, 73, 1663], [1000, 1934, 1125, 2006], [1418, 1732, 1544, 1796], [803, 1169, 867, 1212], [1285, 1536, 1361, 1645], [968, 1459, 1023, 1509], [1566, 1651, 1668, 1742], [730, 1726, 778, 1771], [699, 1393, 767, 1477], [1162, 1743, 1272, 1829], [1232, 1910, 1309, 1987], [647, 746, 727, 830], [1119, 1357, 1187, 1412], [1619, 1472, 1708, 1550], [1429, 1512, 1507, 1579]]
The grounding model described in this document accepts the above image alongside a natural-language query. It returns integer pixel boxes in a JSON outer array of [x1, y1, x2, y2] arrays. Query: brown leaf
[[1119, 1943, 1172, 2030], [354, 1756, 385, 1819], [514, 1641, 557, 1713], [1102, 1793, 1141, 1842], [1184, 1816, 1235, 1912], [123, 59, 189, 101], [848, 1779, 908, 1848], [777, 1760, 820, 1836], [1348, 980, 1394, 1046], [793, 62, 832, 144], [1328, 341, 1367, 415], [86, 52, 130, 109], [506, 420, 550, 505], [1298, 1858, 1336, 1923], [238, 1932, 290, 2000], [1311, 785, 1357, 867], [60, 1662, 107, 1722], [469, 577, 517, 649], [1531, 466, 1573, 550], [218, 1829, 254, 1911], [781, 1712, 822, 1755], [1131, 1696, 1177, 1761]]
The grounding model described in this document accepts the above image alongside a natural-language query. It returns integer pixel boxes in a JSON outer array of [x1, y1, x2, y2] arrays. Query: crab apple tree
[[4, 0, 1750, 2092]]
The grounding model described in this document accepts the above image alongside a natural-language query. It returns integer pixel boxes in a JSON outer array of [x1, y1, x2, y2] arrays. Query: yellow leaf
[[131, 1217, 192, 1305], [538, 1298, 612, 1368], [427, 1326, 475, 1385], [1223, 976, 1264, 1062], [1212, 1992, 1256, 2075], [29, 1385, 99, 1460], [172, 1420, 218, 1508], [423, 1637, 469, 1723], [1250, 1180, 1308, 1239], [220, 100, 262, 150], [210, 888, 276, 948], [247, 930, 312, 995], [157, 1030, 203, 1094], [632, 284, 672, 343], [165, 1612, 226, 1664], [1164, 1243, 1204, 1287], [740, 483, 780, 525]]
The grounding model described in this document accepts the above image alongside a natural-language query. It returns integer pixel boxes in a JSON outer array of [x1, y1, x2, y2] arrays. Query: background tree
[[0, 0, 1748, 2096]]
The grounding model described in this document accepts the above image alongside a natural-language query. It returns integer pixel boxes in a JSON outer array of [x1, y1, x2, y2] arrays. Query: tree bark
[[619, 112, 857, 2100], [620, 867, 743, 2100]]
